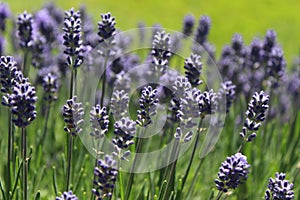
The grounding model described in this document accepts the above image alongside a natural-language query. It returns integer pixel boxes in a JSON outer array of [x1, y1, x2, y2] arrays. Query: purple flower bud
[[42, 73, 59, 102], [92, 155, 118, 199], [17, 11, 34, 48], [110, 89, 129, 121], [56, 191, 78, 200], [9, 80, 37, 128], [182, 14, 195, 37], [62, 96, 84, 137], [90, 105, 109, 139], [218, 81, 236, 113], [215, 153, 250, 192], [265, 172, 294, 200], [184, 53, 203, 86], [113, 117, 136, 150], [194, 15, 211, 45], [0, 3, 10, 32], [137, 86, 158, 127], [98, 12, 116, 43]]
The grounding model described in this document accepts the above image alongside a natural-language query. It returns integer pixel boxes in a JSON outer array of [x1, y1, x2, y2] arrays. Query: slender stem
[[41, 103, 50, 147], [21, 128, 27, 200], [70, 70, 74, 99], [125, 128, 144, 200], [186, 157, 205, 198], [161, 140, 180, 200], [118, 163, 125, 200], [22, 51, 28, 76], [7, 111, 12, 200], [100, 57, 108, 107], [215, 191, 223, 200], [66, 136, 74, 191], [180, 117, 203, 190]]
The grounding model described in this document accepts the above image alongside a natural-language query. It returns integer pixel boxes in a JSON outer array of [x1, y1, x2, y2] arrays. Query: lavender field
[[0, 1, 300, 200]]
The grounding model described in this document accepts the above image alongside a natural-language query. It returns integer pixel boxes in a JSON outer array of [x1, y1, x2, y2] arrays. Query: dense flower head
[[98, 12, 116, 43], [63, 8, 83, 68], [9, 80, 37, 128], [0, 2, 10, 32], [42, 73, 59, 102], [182, 14, 195, 37], [172, 76, 192, 98], [194, 15, 211, 45], [113, 117, 137, 149], [150, 31, 171, 76], [215, 153, 250, 192], [113, 70, 131, 93], [177, 88, 201, 129], [62, 96, 84, 137], [231, 33, 244, 53], [184, 53, 203, 86], [17, 11, 34, 48], [90, 104, 109, 139], [265, 172, 294, 200], [0, 56, 24, 94], [198, 89, 218, 118], [31, 34, 50, 69], [35, 8, 58, 44], [92, 155, 118, 200], [247, 38, 263, 68], [267, 46, 286, 86], [136, 86, 159, 127], [263, 29, 277, 53], [110, 89, 129, 121], [56, 191, 78, 200], [218, 81, 236, 113], [244, 91, 269, 131]]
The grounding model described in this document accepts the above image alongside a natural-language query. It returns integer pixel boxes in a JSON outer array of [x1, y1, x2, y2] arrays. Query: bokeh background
[[7, 0, 300, 63]]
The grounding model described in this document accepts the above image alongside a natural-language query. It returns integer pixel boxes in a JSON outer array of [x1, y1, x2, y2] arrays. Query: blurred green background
[[6, 0, 300, 63]]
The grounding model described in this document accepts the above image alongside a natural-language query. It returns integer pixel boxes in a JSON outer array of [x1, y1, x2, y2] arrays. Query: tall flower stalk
[[62, 8, 83, 192], [9, 79, 37, 200], [97, 12, 116, 106]]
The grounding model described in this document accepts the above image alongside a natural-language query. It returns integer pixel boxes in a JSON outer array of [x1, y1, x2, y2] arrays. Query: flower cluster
[[63, 8, 83, 69], [8, 80, 37, 128], [198, 89, 218, 118], [182, 14, 195, 37], [42, 73, 59, 103], [112, 117, 136, 160], [136, 86, 159, 127], [17, 11, 34, 48], [56, 191, 78, 200], [184, 53, 203, 87], [92, 155, 118, 200], [265, 172, 294, 200], [150, 31, 171, 76], [194, 15, 211, 46], [98, 12, 116, 43], [218, 81, 236, 113], [90, 104, 109, 139], [215, 153, 250, 192], [110, 89, 129, 121], [0, 3, 10, 32], [240, 91, 269, 141], [267, 46, 286, 87], [62, 96, 84, 136]]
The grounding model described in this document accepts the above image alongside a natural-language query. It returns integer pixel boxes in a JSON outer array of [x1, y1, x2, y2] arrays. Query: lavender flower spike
[[98, 12, 116, 43], [184, 53, 203, 87], [9, 80, 37, 128], [215, 153, 250, 192], [63, 8, 83, 69], [240, 91, 269, 141], [0, 2, 10, 32], [92, 155, 118, 200], [90, 104, 109, 139], [265, 172, 294, 200], [42, 73, 59, 103], [218, 81, 236, 113], [56, 191, 78, 200], [17, 11, 34, 48], [182, 14, 195, 37], [62, 96, 84, 137], [194, 15, 211, 45], [136, 86, 159, 127]]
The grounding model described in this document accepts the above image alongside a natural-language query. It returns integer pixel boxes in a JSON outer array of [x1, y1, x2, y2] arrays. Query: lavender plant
[[265, 172, 294, 200]]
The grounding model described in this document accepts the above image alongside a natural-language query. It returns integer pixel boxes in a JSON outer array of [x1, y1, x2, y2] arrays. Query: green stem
[[215, 191, 223, 200], [22, 51, 29, 76], [40, 103, 50, 147], [21, 128, 28, 200], [100, 57, 108, 107], [6, 111, 12, 200], [186, 157, 205, 199], [161, 140, 180, 200], [125, 129, 144, 200], [70, 70, 74, 99], [66, 136, 74, 191], [180, 118, 203, 191]]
